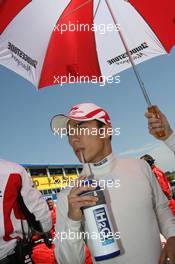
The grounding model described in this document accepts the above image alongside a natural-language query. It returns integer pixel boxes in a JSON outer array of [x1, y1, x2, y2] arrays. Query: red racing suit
[[152, 165, 175, 215], [50, 207, 56, 239]]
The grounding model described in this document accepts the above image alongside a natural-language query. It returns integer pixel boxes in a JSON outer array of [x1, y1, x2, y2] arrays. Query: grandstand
[[22, 164, 83, 200]]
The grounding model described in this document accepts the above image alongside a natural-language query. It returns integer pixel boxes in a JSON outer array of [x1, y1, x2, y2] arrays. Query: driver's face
[[68, 119, 111, 163]]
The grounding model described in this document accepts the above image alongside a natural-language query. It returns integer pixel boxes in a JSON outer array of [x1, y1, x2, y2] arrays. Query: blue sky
[[0, 47, 175, 171]]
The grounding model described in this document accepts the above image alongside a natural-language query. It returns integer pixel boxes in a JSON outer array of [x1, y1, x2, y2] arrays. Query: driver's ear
[[104, 124, 113, 140]]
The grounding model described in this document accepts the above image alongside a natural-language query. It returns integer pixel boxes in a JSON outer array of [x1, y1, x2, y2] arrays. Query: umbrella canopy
[[0, 0, 175, 89]]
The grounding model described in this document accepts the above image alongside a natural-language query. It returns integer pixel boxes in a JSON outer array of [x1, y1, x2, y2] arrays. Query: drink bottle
[[80, 179, 120, 261]]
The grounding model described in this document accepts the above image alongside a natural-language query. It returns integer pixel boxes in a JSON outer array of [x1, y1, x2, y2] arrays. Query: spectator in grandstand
[[51, 102, 175, 264], [0, 159, 52, 263]]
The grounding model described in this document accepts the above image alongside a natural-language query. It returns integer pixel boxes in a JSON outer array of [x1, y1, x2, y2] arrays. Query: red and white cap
[[51, 103, 111, 133]]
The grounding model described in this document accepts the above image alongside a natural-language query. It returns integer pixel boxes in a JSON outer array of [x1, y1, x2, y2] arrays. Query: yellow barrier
[[32, 174, 78, 190]]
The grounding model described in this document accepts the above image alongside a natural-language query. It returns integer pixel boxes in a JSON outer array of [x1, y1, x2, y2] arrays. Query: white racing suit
[[54, 153, 175, 264], [0, 159, 52, 259]]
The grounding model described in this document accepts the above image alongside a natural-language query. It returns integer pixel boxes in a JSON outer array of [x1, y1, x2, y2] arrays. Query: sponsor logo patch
[[107, 42, 149, 66], [93, 207, 114, 245], [8, 42, 38, 70]]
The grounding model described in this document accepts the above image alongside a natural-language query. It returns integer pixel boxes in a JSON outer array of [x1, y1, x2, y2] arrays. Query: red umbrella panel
[[0, 0, 174, 89]]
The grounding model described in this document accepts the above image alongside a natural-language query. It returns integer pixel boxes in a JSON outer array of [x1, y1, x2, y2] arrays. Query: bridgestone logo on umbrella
[[107, 42, 149, 65], [8, 42, 38, 68]]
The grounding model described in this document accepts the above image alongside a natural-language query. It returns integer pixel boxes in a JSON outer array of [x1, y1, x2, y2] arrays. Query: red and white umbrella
[[0, 0, 175, 91]]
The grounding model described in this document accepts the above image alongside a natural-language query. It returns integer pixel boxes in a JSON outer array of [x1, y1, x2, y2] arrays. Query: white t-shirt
[[54, 154, 175, 264]]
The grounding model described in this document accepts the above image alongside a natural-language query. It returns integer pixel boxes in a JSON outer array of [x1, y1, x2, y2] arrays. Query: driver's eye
[[75, 124, 81, 130], [77, 121, 86, 127]]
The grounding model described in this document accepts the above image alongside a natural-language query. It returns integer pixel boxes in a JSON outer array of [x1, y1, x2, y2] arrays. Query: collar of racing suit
[[81, 153, 118, 180]]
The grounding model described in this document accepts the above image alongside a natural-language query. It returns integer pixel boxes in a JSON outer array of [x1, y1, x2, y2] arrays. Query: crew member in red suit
[[46, 198, 56, 238], [140, 154, 175, 215], [32, 197, 57, 264]]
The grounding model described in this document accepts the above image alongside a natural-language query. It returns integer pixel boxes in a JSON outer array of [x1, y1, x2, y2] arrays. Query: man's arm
[[20, 167, 52, 232], [54, 190, 86, 264], [164, 131, 175, 153], [145, 106, 175, 153], [54, 177, 98, 264], [145, 106, 173, 139], [144, 162, 175, 263]]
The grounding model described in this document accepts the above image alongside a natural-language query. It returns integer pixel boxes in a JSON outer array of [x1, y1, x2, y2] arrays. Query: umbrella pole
[[105, 0, 152, 107], [105, 0, 166, 137]]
